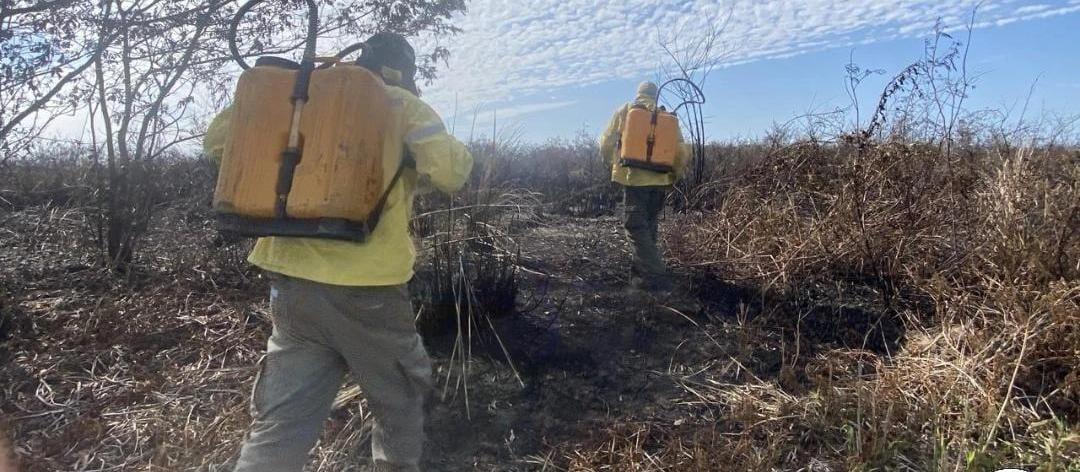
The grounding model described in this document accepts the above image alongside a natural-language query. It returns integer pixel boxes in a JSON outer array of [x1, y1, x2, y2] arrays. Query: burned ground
[[1, 133, 1077, 471], [1, 203, 925, 471]]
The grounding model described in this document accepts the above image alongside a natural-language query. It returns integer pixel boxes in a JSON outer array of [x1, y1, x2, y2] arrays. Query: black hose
[[657, 78, 705, 113], [317, 41, 367, 69], [228, 0, 319, 70], [227, 0, 262, 70], [659, 78, 708, 208], [334, 41, 366, 61], [656, 77, 707, 177]]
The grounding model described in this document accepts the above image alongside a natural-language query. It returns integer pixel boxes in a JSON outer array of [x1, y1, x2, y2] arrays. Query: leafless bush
[[409, 135, 542, 410]]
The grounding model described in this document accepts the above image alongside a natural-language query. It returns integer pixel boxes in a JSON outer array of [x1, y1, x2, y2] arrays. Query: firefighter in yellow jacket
[[599, 81, 690, 293], [204, 33, 472, 472]]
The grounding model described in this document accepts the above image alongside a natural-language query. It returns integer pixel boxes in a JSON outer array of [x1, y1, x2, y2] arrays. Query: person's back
[[599, 81, 690, 292], [220, 82, 471, 286], [204, 32, 473, 472]]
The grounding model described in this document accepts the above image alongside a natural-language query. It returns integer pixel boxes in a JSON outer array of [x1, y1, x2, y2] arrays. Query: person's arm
[[202, 105, 233, 166], [598, 106, 625, 166], [403, 97, 473, 194], [672, 126, 692, 179]]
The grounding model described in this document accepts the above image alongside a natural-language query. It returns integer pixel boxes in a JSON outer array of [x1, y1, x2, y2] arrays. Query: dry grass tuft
[[650, 136, 1077, 469]]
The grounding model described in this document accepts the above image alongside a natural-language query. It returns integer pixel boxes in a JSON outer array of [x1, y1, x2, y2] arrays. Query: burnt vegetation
[[0, 13, 1077, 472]]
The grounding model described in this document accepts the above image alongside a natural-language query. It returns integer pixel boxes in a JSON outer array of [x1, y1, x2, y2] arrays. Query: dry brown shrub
[[657, 138, 1079, 470]]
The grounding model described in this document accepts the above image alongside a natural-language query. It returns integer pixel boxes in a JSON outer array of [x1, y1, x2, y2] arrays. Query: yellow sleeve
[[673, 126, 692, 179], [403, 97, 473, 194], [598, 106, 626, 166], [203, 105, 233, 166]]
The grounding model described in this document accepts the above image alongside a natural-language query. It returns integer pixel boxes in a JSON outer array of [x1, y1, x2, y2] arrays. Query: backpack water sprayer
[[618, 78, 706, 174], [213, 0, 406, 242]]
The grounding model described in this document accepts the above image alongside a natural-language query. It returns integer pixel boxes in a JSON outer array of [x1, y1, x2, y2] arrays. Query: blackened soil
[[1, 208, 906, 471], [421, 216, 726, 470], [420, 215, 907, 470]]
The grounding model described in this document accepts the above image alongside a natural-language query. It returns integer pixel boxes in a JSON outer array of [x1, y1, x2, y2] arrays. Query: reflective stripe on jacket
[[598, 94, 690, 187], [203, 84, 473, 286]]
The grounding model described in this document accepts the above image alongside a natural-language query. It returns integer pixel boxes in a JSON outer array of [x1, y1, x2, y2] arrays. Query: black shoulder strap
[[364, 150, 415, 231]]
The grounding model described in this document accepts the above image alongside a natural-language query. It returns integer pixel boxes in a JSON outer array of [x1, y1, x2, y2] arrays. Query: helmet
[[636, 81, 658, 99], [357, 32, 418, 94]]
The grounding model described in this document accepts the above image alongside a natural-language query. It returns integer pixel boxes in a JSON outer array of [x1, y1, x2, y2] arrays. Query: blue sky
[[414, 0, 1080, 142]]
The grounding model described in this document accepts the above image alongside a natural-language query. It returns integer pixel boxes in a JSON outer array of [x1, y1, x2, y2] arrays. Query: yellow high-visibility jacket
[[203, 79, 473, 287], [599, 95, 691, 187]]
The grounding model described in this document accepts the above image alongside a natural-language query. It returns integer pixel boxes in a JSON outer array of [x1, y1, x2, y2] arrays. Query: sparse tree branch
[[0, 0, 78, 18]]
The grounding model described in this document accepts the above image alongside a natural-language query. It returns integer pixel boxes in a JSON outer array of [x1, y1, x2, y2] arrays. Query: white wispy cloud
[[412, 0, 1080, 120], [1014, 4, 1053, 14]]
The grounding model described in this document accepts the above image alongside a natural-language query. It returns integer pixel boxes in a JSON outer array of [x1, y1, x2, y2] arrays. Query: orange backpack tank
[[213, 61, 394, 240], [619, 106, 679, 173]]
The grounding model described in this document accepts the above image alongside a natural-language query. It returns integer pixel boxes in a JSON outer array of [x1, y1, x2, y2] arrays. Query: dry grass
[[0, 196, 388, 471], [558, 131, 1078, 470]]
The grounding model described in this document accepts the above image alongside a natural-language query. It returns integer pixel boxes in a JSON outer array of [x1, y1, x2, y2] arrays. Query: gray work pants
[[234, 275, 432, 472], [623, 185, 672, 290]]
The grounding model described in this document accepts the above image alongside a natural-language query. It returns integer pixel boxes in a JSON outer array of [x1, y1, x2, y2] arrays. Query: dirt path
[[419, 215, 728, 470]]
